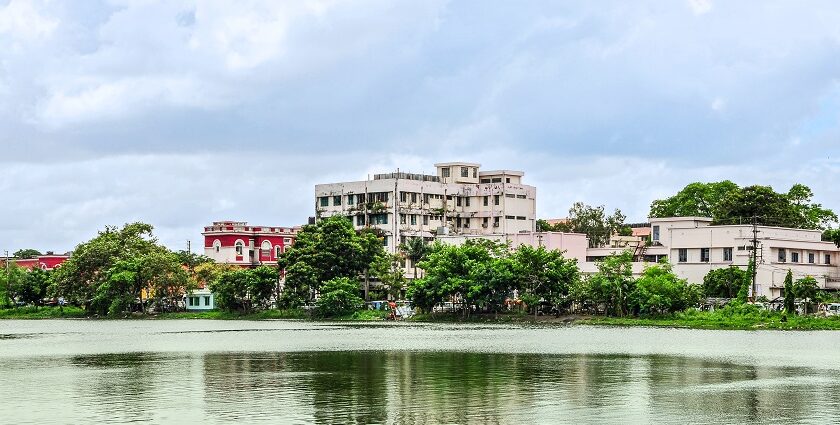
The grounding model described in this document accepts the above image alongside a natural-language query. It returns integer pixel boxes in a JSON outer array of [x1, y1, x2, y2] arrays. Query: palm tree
[[400, 237, 428, 279]]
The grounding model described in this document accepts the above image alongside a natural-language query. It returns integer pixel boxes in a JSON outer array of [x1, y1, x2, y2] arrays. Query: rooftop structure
[[202, 221, 299, 267]]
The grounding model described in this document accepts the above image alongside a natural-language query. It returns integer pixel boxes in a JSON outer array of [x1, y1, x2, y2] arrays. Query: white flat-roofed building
[[314, 161, 537, 255]]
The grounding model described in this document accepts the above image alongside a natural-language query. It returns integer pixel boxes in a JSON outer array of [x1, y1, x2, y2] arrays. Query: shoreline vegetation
[[3, 306, 840, 330]]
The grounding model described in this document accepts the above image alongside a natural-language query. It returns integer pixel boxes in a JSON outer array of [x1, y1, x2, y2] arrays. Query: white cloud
[[0, 0, 58, 43], [687, 0, 713, 16]]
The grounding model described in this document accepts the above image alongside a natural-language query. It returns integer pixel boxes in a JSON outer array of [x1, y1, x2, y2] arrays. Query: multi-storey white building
[[314, 161, 537, 254]]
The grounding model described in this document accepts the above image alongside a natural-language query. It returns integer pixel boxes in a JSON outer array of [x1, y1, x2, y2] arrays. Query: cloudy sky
[[2, 0, 840, 253]]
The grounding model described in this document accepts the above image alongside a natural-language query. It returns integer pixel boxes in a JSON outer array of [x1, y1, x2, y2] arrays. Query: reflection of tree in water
[[70, 352, 168, 423], [644, 355, 823, 423], [198, 351, 840, 424]]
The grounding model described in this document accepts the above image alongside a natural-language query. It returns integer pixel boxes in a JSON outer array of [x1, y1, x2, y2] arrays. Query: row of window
[[217, 240, 290, 257], [677, 247, 733, 263], [778, 249, 831, 265], [321, 191, 530, 208], [187, 296, 211, 307], [440, 166, 478, 179]]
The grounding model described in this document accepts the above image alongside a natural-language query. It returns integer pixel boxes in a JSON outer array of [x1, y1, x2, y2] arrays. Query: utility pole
[[187, 240, 191, 254], [750, 215, 759, 301], [4, 250, 9, 308]]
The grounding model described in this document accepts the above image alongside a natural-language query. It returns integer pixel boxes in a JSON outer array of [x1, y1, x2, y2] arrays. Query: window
[[516, 194, 526, 199], [441, 167, 450, 178], [456, 197, 462, 207], [347, 194, 354, 205], [410, 215, 417, 225], [372, 214, 388, 225], [506, 178, 510, 183], [461, 167, 469, 177], [319, 197, 329, 207], [494, 195, 500, 205], [213, 239, 221, 253], [188, 297, 193, 306], [678, 248, 687, 263], [493, 216, 500, 226], [516, 216, 526, 220], [472, 168, 477, 178], [826, 254, 831, 265], [480, 178, 491, 183], [204, 296, 210, 306], [382, 236, 388, 247], [276, 246, 282, 257], [723, 247, 733, 262], [465, 197, 471, 207], [483, 217, 489, 226], [411, 193, 417, 203], [700, 248, 710, 263], [491, 178, 502, 183], [357, 215, 365, 226], [235, 241, 244, 256], [284, 237, 291, 244], [423, 215, 429, 225], [778, 248, 786, 262], [400, 214, 407, 224], [456, 217, 462, 228], [791, 252, 800, 263], [505, 215, 515, 219], [483, 196, 489, 206], [400, 192, 407, 202], [652, 225, 660, 242], [506, 193, 515, 198], [333, 196, 341, 206], [464, 218, 470, 228], [808, 253, 815, 264]]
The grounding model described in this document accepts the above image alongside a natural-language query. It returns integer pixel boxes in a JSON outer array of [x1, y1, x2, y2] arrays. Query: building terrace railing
[[373, 172, 440, 182]]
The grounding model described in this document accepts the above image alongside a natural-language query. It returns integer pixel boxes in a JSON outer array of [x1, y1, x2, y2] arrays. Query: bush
[[315, 277, 364, 318]]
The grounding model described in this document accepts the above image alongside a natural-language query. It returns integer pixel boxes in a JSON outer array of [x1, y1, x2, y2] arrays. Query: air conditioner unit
[[481, 223, 488, 228], [493, 222, 500, 227]]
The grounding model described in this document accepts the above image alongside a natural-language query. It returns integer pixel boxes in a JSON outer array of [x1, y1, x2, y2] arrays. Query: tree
[[13, 249, 42, 259], [737, 258, 754, 302], [249, 266, 279, 309], [649, 181, 739, 219], [651, 181, 837, 230], [783, 270, 795, 314], [823, 228, 840, 247], [586, 251, 635, 316], [315, 277, 365, 318], [278, 216, 385, 304], [565, 203, 628, 248], [511, 245, 580, 317], [793, 276, 819, 314], [702, 266, 748, 298], [209, 266, 278, 312], [370, 253, 407, 300], [174, 250, 213, 269], [52, 222, 160, 312], [17, 268, 52, 307], [632, 264, 700, 315], [400, 237, 429, 279]]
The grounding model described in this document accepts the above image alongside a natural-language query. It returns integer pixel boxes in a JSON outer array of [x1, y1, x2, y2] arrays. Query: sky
[[1, 0, 840, 254]]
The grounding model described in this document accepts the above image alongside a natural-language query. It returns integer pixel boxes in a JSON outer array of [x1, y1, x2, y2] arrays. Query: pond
[[1, 320, 839, 424]]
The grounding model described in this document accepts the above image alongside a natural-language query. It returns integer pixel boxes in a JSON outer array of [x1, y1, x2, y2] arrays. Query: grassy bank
[[0, 306, 88, 319], [0, 307, 388, 321], [581, 309, 840, 330]]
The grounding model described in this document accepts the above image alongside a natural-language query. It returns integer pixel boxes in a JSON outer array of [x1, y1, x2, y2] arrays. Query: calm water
[[1, 320, 839, 424]]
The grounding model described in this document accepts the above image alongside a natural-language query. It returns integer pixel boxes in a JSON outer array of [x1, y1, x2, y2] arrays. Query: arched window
[[213, 239, 221, 253], [235, 240, 244, 256], [275, 245, 282, 258]]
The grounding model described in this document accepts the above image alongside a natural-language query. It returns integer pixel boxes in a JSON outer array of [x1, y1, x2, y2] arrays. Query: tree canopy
[[649, 182, 837, 229], [13, 249, 42, 259], [537, 202, 629, 247]]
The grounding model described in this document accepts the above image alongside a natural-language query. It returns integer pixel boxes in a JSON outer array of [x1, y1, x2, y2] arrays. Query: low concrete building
[[185, 287, 214, 311]]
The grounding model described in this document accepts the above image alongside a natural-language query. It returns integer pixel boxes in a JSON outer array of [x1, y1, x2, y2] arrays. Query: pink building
[[202, 221, 299, 267]]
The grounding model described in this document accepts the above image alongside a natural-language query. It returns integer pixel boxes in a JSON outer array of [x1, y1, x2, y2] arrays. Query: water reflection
[[3, 350, 840, 424]]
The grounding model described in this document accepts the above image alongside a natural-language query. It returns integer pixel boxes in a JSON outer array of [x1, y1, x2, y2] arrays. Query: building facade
[[648, 217, 840, 298], [202, 221, 298, 267], [4, 254, 69, 271], [314, 161, 537, 253]]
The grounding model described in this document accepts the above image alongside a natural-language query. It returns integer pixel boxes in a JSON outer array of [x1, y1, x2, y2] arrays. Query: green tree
[[18, 268, 52, 307], [399, 237, 429, 279], [13, 249, 42, 259], [249, 266, 279, 309], [315, 277, 365, 318], [511, 245, 580, 317], [702, 266, 748, 298], [587, 251, 635, 316], [737, 259, 754, 302], [1, 263, 29, 307], [52, 222, 160, 312], [649, 181, 740, 218], [278, 216, 385, 304], [632, 264, 700, 314], [174, 250, 213, 269], [783, 270, 795, 314], [563, 202, 628, 247], [793, 276, 819, 314], [823, 228, 840, 247], [210, 268, 250, 312], [370, 253, 407, 300]]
